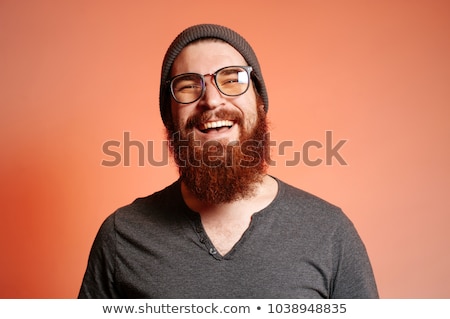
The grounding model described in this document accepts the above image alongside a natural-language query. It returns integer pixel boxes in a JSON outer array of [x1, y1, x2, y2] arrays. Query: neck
[[181, 174, 278, 217]]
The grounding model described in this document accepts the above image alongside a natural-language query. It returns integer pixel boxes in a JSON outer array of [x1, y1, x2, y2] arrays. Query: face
[[170, 40, 264, 144], [167, 40, 269, 204]]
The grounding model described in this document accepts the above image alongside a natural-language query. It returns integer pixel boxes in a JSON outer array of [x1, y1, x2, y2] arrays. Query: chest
[[115, 243, 330, 298], [113, 215, 334, 298]]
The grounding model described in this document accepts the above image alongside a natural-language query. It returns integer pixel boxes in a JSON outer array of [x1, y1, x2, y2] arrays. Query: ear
[[255, 93, 265, 112]]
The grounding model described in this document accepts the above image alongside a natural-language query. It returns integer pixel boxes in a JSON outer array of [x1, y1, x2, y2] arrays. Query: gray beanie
[[159, 24, 268, 128]]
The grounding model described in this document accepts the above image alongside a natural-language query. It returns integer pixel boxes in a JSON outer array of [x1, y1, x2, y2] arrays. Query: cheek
[[170, 103, 185, 128], [241, 100, 260, 129], [245, 114, 258, 131]]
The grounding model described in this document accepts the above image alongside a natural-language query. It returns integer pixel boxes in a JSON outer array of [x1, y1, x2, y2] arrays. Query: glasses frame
[[167, 65, 253, 104]]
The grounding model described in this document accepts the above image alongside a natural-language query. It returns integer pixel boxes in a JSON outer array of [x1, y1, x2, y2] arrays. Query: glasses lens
[[171, 74, 203, 103], [216, 67, 250, 96]]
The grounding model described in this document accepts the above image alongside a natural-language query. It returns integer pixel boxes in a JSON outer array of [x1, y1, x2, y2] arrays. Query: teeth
[[200, 120, 234, 130]]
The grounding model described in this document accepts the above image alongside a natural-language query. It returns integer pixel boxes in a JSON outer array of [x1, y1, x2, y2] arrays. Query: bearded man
[[79, 24, 378, 298]]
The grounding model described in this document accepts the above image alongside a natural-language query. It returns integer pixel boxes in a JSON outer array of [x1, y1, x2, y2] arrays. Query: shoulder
[[275, 178, 343, 215], [100, 180, 184, 233], [268, 177, 354, 232]]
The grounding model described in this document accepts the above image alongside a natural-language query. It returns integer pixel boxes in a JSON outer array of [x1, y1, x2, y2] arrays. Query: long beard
[[168, 107, 270, 204]]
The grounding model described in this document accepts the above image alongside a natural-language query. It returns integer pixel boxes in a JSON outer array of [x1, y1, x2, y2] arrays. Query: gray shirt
[[78, 178, 378, 298]]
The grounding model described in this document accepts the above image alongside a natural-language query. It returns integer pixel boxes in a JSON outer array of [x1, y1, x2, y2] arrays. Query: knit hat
[[159, 24, 268, 128]]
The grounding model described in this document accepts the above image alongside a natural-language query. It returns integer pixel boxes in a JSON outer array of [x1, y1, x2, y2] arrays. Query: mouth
[[198, 120, 235, 134]]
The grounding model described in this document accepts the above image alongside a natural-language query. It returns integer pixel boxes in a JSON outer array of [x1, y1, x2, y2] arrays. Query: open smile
[[198, 120, 235, 134]]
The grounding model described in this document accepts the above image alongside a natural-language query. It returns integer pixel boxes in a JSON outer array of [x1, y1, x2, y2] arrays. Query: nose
[[198, 76, 225, 110]]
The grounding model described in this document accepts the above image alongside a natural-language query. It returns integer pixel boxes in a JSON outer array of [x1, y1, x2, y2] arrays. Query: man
[[79, 24, 378, 298]]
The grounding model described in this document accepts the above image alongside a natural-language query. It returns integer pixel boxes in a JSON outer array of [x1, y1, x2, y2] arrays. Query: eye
[[217, 68, 248, 87], [172, 75, 202, 92], [176, 82, 201, 92]]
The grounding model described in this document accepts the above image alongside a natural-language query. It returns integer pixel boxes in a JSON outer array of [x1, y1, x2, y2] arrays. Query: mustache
[[185, 109, 244, 131]]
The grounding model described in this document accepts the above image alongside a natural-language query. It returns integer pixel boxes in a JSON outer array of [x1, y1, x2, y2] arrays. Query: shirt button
[[209, 248, 217, 255]]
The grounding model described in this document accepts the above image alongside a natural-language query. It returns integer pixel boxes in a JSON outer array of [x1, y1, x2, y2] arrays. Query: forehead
[[171, 39, 248, 76]]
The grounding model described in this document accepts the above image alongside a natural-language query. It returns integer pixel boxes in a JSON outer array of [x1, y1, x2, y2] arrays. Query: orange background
[[1, 0, 449, 298]]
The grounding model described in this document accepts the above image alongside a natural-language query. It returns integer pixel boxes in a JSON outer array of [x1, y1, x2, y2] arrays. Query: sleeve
[[330, 215, 379, 299], [78, 213, 122, 298]]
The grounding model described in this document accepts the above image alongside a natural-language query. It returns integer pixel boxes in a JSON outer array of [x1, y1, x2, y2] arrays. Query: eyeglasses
[[168, 66, 253, 104]]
